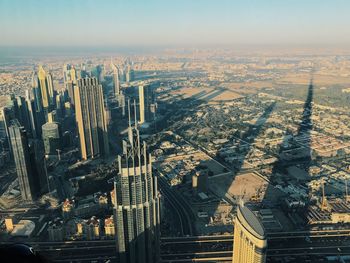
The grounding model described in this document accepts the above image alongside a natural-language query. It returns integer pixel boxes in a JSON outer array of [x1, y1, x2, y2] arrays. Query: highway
[[158, 174, 195, 236], [2, 230, 350, 262]]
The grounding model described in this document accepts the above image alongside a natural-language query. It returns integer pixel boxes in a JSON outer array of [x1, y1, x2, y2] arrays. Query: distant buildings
[[74, 77, 109, 160], [9, 120, 38, 201], [233, 203, 267, 263], [113, 123, 160, 263]]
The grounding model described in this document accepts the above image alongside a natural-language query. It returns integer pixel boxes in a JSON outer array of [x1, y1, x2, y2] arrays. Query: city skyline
[[2, 1, 350, 262]]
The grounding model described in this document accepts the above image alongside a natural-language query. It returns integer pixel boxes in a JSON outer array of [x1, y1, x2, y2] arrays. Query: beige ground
[[170, 86, 242, 101], [277, 73, 350, 86], [209, 172, 268, 201], [0, 96, 9, 108]]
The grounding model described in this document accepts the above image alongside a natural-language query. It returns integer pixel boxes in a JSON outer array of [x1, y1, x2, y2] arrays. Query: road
[[158, 173, 195, 236], [2, 230, 350, 262]]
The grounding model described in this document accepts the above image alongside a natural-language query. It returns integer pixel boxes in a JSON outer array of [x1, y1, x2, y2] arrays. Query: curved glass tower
[[233, 204, 267, 263]]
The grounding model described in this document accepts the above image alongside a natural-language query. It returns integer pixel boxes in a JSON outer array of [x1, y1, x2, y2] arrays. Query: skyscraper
[[42, 122, 60, 156], [37, 65, 54, 113], [125, 64, 135, 83], [32, 71, 43, 112], [74, 77, 109, 160], [1, 106, 14, 154], [112, 119, 160, 263], [139, 85, 146, 124], [63, 64, 77, 107], [9, 120, 37, 201], [233, 203, 267, 263], [25, 89, 37, 138], [111, 62, 120, 97], [16, 96, 33, 137], [46, 70, 55, 106], [138, 85, 155, 124]]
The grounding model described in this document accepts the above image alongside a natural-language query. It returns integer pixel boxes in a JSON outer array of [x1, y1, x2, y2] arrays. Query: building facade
[[113, 124, 160, 263], [42, 122, 60, 156], [111, 62, 121, 97], [74, 77, 109, 160], [9, 120, 37, 201], [233, 204, 267, 263]]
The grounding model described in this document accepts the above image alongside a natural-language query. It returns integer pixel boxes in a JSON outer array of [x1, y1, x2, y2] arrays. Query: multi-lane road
[[158, 173, 195, 236], [2, 230, 350, 262]]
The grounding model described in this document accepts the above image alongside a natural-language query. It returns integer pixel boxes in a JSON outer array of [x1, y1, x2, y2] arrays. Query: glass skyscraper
[[112, 123, 160, 263], [74, 77, 109, 160], [9, 120, 37, 201]]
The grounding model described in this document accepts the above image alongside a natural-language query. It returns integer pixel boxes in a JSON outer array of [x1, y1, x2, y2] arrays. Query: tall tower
[[138, 85, 154, 124], [46, 70, 55, 106], [139, 85, 146, 124], [125, 64, 134, 83], [1, 106, 14, 154], [37, 65, 51, 112], [233, 203, 267, 263], [111, 62, 120, 97], [74, 77, 109, 160], [9, 120, 37, 201], [112, 119, 160, 263], [63, 64, 77, 107]]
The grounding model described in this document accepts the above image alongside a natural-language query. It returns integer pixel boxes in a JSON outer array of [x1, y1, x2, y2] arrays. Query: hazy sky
[[1, 0, 350, 47]]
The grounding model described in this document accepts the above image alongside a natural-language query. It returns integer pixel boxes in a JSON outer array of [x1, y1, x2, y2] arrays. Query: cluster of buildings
[[0, 57, 162, 263]]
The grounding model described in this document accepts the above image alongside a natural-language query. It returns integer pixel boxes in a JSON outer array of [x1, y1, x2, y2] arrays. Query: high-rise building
[[32, 71, 43, 112], [139, 85, 146, 124], [138, 85, 155, 124], [9, 120, 38, 201], [112, 122, 160, 263], [74, 77, 109, 160], [42, 122, 60, 156], [232, 203, 267, 263], [46, 70, 55, 106], [1, 106, 14, 154], [37, 65, 54, 113], [111, 62, 120, 97], [63, 64, 77, 107], [25, 90, 37, 139], [125, 64, 135, 83]]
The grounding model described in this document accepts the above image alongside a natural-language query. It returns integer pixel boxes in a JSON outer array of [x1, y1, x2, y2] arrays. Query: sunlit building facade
[[113, 124, 160, 263], [233, 204, 267, 263], [74, 77, 109, 160]]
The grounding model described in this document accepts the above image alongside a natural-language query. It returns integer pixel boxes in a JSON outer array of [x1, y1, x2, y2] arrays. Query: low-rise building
[[48, 218, 65, 241], [104, 215, 115, 238]]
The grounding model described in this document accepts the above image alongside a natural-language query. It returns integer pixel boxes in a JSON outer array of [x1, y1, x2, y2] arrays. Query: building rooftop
[[11, 220, 35, 237], [237, 204, 265, 239]]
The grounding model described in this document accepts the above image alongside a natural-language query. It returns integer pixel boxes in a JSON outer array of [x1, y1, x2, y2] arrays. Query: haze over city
[[1, 1, 350, 263], [1, 0, 350, 47]]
